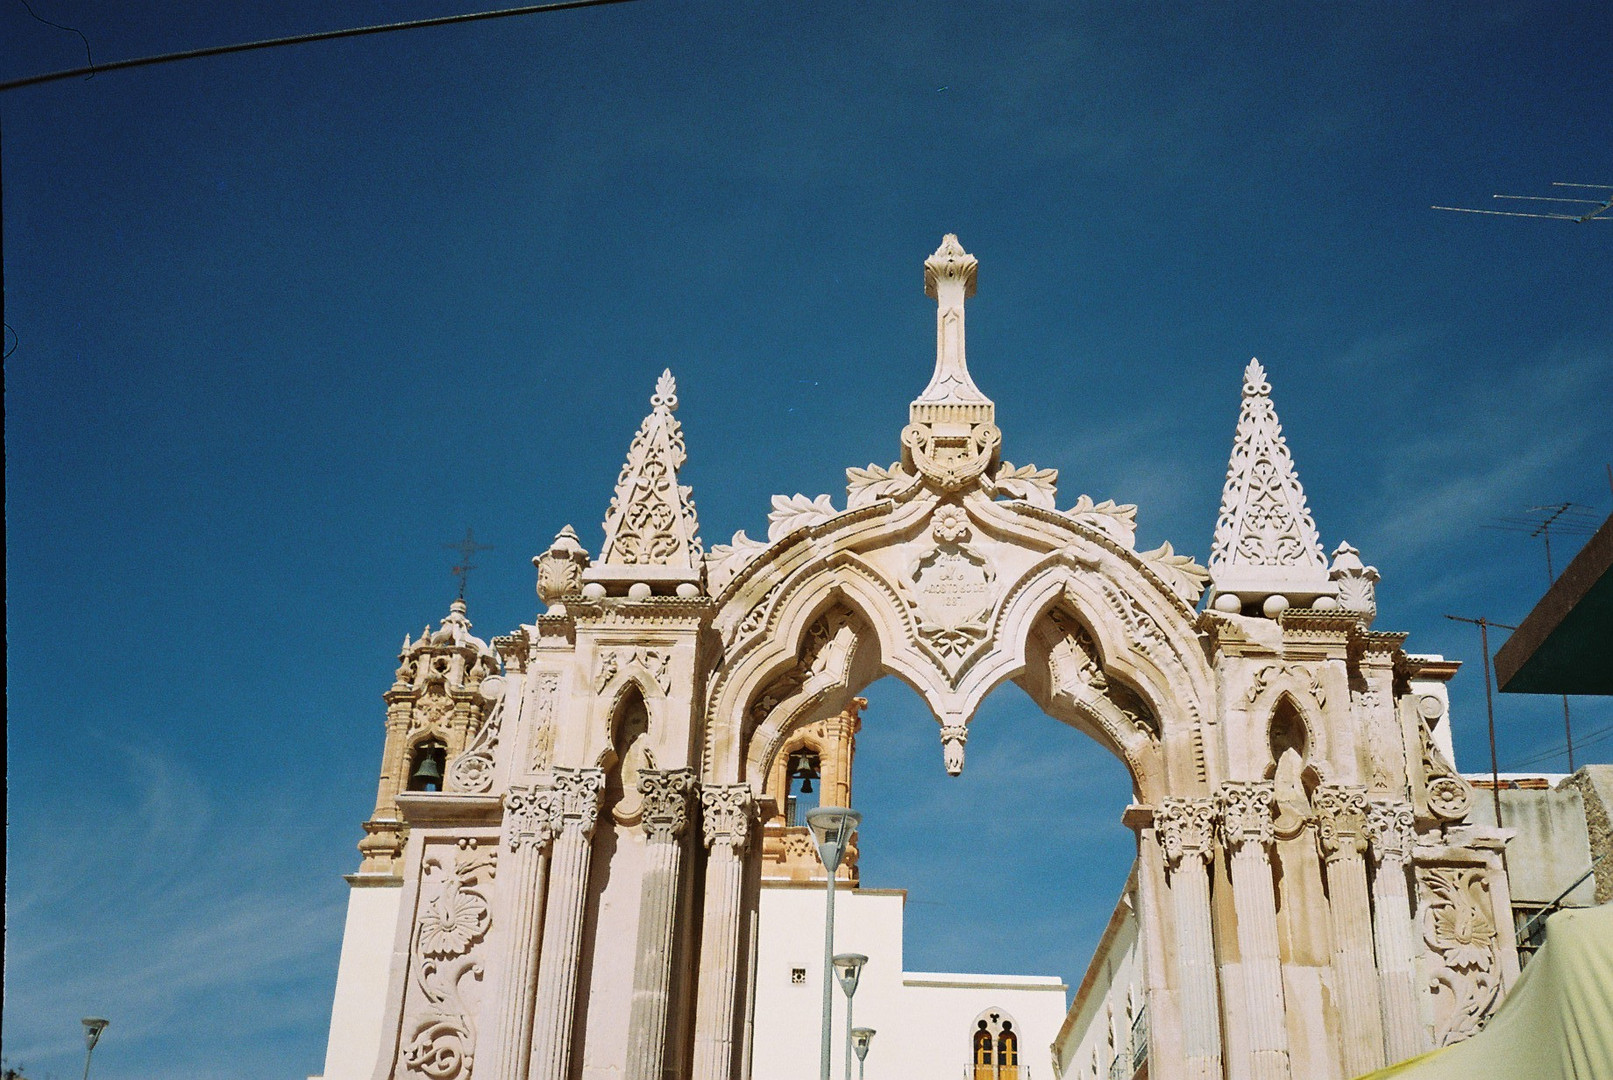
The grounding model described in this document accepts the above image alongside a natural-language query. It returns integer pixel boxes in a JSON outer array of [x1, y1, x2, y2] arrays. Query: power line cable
[[0, 0, 640, 93]]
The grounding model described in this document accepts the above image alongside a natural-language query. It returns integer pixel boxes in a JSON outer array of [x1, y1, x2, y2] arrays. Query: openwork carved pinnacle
[[1313, 785, 1369, 860], [638, 768, 699, 844], [503, 784, 556, 853], [1156, 797, 1218, 869], [1363, 797, 1417, 866], [1217, 781, 1276, 850], [547, 767, 607, 840], [700, 785, 755, 854]]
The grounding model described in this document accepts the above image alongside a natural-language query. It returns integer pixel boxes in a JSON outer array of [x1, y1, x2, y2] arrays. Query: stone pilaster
[[1218, 781, 1291, 1080], [527, 768, 606, 1080], [1314, 785, 1384, 1076], [1364, 798, 1423, 1064], [691, 785, 755, 1080], [481, 786, 556, 1080], [1155, 797, 1223, 1080], [625, 769, 699, 1080]]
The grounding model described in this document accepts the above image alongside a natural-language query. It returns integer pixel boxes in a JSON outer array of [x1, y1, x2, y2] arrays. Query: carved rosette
[[502, 784, 556, 852], [1414, 695, 1473, 822], [639, 768, 699, 844], [1313, 785, 1368, 861], [547, 768, 607, 840], [446, 675, 507, 794], [1156, 797, 1218, 869], [701, 785, 756, 854], [1419, 866, 1503, 1046], [1217, 782, 1276, 851], [1363, 798, 1417, 866]]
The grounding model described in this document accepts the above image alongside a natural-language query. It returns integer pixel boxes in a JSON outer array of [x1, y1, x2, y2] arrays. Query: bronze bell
[[786, 750, 820, 793], [410, 750, 444, 791]]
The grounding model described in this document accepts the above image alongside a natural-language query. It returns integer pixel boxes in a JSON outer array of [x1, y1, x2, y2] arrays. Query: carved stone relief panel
[[1417, 866, 1503, 1046], [397, 837, 496, 1080], [903, 506, 997, 669], [1413, 695, 1472, 822], [527, 672, 560, 773]]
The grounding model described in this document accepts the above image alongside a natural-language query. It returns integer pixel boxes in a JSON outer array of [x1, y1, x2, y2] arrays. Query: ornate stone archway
[[326, 237, 1519, 1080]]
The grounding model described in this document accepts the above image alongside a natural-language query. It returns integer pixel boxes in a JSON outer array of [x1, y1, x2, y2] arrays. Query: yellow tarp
[[1356, 903, 1613, 1080]]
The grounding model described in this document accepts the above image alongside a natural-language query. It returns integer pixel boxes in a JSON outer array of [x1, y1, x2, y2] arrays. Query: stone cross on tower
[[902, 234, 1001, 490]]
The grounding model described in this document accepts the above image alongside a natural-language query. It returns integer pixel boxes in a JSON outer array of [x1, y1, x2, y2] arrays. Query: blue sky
[[4, 3, 1610, 1077]]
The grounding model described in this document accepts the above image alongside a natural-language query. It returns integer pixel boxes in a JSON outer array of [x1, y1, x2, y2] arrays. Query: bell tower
[[355, 598, 502, 876]]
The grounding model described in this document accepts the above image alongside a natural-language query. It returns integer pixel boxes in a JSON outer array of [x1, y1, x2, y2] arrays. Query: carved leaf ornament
[[1421, 866, 1502, 1046], [403, 841, 495, 1080]]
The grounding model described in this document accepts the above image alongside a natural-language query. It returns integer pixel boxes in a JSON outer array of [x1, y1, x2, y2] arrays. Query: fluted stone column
[[1364, 798, 1423, 1064], [1218, 781, 1291, 1080], [691, 785, 755, 1080], [527, 767, 606, 1080], [626, 769, 699, 1080], [1314, 785, 1384, 1077], [482, 786, 557, 1080], [1155, 798, 1223, 1080]]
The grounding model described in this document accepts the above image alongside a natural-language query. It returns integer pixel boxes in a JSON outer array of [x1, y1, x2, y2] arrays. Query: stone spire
[[902, 235, 1001, 490], [1208, 359, 1332, 613], [586, 369, 703, 593]]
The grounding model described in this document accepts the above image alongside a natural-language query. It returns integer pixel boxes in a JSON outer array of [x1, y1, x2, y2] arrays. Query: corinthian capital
[[700, 784, 755, 854], [1363, 796, 1416, 866], [639, 768, 699, 844], [1313, 784, 1368, 861], [1217, 781, 1276, 850], [1156, 797, 1217, 869], [503, 784, 556, 852], [547, 767, 607, 839]]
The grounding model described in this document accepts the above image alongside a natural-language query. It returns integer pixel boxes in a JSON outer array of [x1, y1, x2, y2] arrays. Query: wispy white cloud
[[3, 744, 344, 1080]]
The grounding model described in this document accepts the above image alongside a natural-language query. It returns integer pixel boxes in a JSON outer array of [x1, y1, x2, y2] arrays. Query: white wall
[[1052, 895, 1141, 1080], [311, 880, 403, 1080], [752, 887, 1068, 1080]]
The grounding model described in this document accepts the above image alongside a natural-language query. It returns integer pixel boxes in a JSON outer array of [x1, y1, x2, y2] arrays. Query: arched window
[[406, 739, 447, 792], [973, 1021, 995, 1080], [971, 1010, 1018, 1080], [997, 1021, 1019, 1080]]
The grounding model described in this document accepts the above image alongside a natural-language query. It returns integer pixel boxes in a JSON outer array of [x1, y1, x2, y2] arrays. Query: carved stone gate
[[322, 237, 1519, 1080]]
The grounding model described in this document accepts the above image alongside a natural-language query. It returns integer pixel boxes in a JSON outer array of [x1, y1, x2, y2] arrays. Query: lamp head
[[851, 1027, 876, 1061], [82, 1017, 110, 1051], [833, 952, 869, 997], [805, 806, 861, 871]]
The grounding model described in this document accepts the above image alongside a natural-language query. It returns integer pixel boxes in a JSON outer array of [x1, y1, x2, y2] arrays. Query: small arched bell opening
[[973, 1020, 995, 1080], [406, 739, 447, 792], [997, 1021, 1020, 1080]]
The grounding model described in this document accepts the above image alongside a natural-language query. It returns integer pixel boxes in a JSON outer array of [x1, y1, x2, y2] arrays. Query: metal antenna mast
[[445, 528, 494, 601], [1444, 615, 1518, 827], [1434, 182, 1613, 223], [1485, 502, 1601, 772]]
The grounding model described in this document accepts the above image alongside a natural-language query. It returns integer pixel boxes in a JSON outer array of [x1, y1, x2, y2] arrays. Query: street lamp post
[[851, 1027, 876, 1080], [834, 953, 869, 1080], [806, 807, 861, 1080], [81, 1018, 110, 1080]]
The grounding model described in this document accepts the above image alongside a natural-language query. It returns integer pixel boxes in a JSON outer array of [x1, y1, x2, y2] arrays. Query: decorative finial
[[1208, 358, 1332, 612], [903, 235, 1000, 491], [591, 369, 704, 587]]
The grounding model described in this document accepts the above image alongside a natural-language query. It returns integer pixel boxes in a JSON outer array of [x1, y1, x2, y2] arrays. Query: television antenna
[[1434, 182, 1613, 223]]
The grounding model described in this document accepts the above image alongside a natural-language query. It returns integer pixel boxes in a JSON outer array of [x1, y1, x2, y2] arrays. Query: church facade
[[312, 237, 1519, 1080]]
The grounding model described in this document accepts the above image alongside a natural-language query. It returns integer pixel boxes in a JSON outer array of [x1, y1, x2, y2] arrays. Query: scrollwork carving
[[701, 785, 755, 853], [1217, 781, 1276, 850], [638, 768, 698, 843], [1415, 695, 1472, 822], [1419, 866, 1502, 1046], [1156, 797, 1217, 869], [1313, 785, 1368, 860], [401, 839, 496, 1080]]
